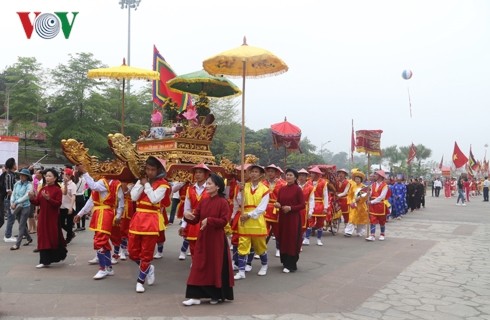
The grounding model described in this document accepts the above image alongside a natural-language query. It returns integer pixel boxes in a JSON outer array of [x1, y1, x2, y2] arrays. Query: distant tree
[[2, 57, 46, 142]]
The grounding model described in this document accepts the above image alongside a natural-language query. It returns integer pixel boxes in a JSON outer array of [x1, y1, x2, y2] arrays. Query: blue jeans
[[457, 189, 465, 204]]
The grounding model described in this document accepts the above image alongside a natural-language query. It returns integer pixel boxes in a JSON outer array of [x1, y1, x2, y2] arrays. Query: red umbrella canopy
[[271, 117, 302, 152]]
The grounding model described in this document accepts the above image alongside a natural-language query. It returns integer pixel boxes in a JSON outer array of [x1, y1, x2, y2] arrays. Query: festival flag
[[468, 146, 478, 170], [355, 129, 383, 156], [439, 155, 444, 169], [152, 45, 190, 111], [452, 142, 468, 169], [407, 143, 417, 165], [351, 119, 355, 162]]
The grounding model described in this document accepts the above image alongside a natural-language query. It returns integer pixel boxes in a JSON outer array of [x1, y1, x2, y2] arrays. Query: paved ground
[[0, 194, 489, 319]]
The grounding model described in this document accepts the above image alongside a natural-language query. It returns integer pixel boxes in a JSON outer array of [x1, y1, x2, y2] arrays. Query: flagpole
[[351, 119, 354, 164]]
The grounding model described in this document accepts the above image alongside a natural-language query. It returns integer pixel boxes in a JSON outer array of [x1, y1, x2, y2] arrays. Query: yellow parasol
[[203, 37, 288, 191], [87, 58, 160, 134]]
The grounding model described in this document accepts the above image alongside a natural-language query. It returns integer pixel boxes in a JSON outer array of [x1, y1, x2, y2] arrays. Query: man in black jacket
[[1, 158, 18, 242]]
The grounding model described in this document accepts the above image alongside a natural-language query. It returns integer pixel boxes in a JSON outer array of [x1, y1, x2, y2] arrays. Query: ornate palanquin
[[61, 122, 236, 182]]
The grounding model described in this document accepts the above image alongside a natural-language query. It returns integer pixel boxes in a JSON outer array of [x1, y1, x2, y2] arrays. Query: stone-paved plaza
[[0, 195, 489, 320]]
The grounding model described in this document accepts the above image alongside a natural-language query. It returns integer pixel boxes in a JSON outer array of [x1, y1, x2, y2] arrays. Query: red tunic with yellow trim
[[227, 178, 239, 219], [129, 178, 170, 236], [119, 193, 135, 236], [300, 181, 314, 229], [263, 178, 286, 223], [336, 179, 350, 214], [311, 178, 328, 217], [184, 186, 209, 241], [89, 179, 121, 235], [369, 181, 388, 216], [176, 183, 189, 219]]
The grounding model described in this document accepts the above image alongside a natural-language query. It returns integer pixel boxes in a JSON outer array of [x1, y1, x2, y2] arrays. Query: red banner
[[355, 130, 383, 156], [407, 143, 417, 164]]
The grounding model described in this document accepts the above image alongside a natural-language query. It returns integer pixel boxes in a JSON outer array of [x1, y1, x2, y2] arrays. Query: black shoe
[[23, 239, 33, 246]]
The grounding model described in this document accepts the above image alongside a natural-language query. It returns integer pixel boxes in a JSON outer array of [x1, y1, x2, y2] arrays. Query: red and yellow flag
[[452, 142, 468, 169], [355, 130, 383, 156], [152, 45, 190, 111]]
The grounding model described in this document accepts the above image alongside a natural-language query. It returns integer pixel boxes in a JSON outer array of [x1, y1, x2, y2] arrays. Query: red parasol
[[271, 117, 302, 152]]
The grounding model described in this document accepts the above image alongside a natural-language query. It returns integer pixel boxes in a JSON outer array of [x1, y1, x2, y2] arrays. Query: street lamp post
[[319, 140, 332, 161], [119, 0, 141, 95]]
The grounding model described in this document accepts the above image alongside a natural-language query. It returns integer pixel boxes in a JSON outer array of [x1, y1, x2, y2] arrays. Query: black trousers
[[435, 187, 441, 197], [484, 187, 489, 201], [59, 208, 75, 241]]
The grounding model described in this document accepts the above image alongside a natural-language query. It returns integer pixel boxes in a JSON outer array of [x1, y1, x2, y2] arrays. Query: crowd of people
[[2, 157, 441, 306]]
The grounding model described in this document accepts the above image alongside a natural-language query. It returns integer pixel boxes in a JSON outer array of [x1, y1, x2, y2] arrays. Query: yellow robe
[[347, 181, 369, 225]]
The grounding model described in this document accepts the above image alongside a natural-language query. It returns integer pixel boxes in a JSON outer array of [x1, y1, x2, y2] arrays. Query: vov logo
[[17, 12, 79, 39]]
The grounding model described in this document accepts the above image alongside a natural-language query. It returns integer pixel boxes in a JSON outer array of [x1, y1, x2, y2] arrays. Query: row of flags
[[350, 121, 488, 176], [450, 142, 488, 176]]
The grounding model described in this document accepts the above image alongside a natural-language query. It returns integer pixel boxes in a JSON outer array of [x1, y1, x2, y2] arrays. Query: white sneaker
[[275, 249, 280, 257], [178, 252, 186, 260], [317, 239, 323, 246], [282, 268, 290, 273], [258, 265, 268, 276], [462, 203, 467, 206], [4, 236, 17, 243], [88, 256, 99, 265], [111, 257, 118, 265], [136, 282, 145, 293], [119, 251, 127, 260], [186, 251, 191, 256], [234, 271, 246, 280], [153, 252, 163, 259], [182, 298, 201, 306], [365, 235, 376, 241], [245, 265, 252, 272], [253, 254, 259, 259], [302, 238, 310, 246], [35, 263, 47, 269], [93, 269, 108, 280], [232, 263, 239, 271], [105, 267, 114, 276], [147, 265, 155, 286], [379, 235, 385, 241]]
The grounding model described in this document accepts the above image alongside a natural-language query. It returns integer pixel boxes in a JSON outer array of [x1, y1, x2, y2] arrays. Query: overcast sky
[[2, 0, 489, 164]]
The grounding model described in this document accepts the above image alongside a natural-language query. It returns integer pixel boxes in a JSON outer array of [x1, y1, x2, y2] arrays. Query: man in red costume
[[129, 156, 170, 293], [74, 165, 124, 280], [297, 169, 313, 237], [335, 169, 351, 230], [263, 164, 285, 257], [178, 163, 211, 261], [366, 170, 389, 241], [302, 166, 329, 246], [118, 182, 135, 260]]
